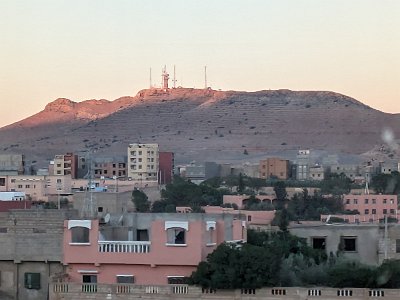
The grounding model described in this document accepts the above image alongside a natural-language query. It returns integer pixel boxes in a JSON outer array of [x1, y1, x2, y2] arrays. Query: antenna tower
[[172, 65, 177, 88], [82, 152, 95, 218], [149, 68, 152, 88]]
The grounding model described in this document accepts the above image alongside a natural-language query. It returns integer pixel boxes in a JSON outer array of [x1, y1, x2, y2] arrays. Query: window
[[312, 237, 326, 250], [0, 227, 7, 233], [365, 209, 369, 214], [346, 199, 350, 204], [71, 227, 89, 243], [138, 151, 142, 155], [82, 274, 97, 283], [353, 199, 358, 204], [57, 164, 61, 167], [138, 165, 142, 169], [383, 209, 387, 214], [167, 276, 188, 284], [116, 275, 134, 284], [18, 185, 23, 188], [390, 209, 395, 214], [372, 199, 376, 204], [57, 171, 61, 175], [390, 199, 395, 204], [247, 215, 252, 222], [97, 207, 103, 213], [365, 199, 369, 204], [396, 239, 400, 253], [383, 199, 387, 204], [25, 185, 30, 188], [25, 273, 40, 289], [341, 237, 357, 252], [167, 228, 186, 245], [0, 178, 5, 186], [137, 229, 149, 241], [372, 209, 376, 215], [11, 179, 16, 183]]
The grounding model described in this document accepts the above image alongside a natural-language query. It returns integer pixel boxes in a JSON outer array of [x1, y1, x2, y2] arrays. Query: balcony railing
[[98, 241, 151, 253]]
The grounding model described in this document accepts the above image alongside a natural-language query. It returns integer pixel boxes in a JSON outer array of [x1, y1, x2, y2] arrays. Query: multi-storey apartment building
[[127, 144, 159, 181], [93, 156, 127, 179], [52, 153, 78, 179], [343, 194, 398, 221], [295, 150, 310, 180], [63, 213, 246, 286], [259, 157, 289, 180]]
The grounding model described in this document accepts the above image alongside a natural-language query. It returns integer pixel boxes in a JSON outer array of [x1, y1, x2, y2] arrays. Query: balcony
[[98, 241, 151, 253]]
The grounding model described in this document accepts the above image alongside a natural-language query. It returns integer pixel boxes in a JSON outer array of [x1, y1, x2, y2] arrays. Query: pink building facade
[[63, 213, 246, 285], [343, 194, 398, 219], [223, 195, 274, 209]]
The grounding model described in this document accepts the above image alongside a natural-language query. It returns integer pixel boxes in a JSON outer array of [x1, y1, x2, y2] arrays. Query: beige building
[[52, 153, 78, 179], [0, 154, 25, 175], [127, 144, 159, 181], [309, 165, 324, 181], [259, 157, 289, 180], [0, 174, 72, 201]]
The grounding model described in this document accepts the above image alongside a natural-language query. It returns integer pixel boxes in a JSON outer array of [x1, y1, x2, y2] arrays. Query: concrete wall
[[289, 223, 380, 265], [0, 209, 78, 300]]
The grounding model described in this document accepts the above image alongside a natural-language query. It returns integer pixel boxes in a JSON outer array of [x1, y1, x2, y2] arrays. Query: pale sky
[[0, 0, 399, 127]]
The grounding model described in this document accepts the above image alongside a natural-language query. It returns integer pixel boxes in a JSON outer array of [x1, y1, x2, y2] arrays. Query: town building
[[63, 213, 246, 286], [259, 157, 289, 180], [0, 154, 25, 175], [0, 174, 72, 202], [309, 165, 324, 181], [295, 150, 310, 180], [127, 144, 159, 181], [52, 153, 78, 179], [0, 209, 78, 300], [343, 194, 398, 221], [93, 156, 127, 179], [159, 152, 174, 184]]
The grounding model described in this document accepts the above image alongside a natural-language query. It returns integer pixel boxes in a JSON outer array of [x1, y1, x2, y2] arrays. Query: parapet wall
[[49, 283, 400, 300]]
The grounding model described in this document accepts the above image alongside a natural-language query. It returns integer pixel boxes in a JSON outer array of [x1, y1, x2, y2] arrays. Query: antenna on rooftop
[[172, 65, 177, 88], [82, 152, 95, 219], [204, 66, 207, 89], [161, 65, 169, 90], [149, 68, 152, 88]]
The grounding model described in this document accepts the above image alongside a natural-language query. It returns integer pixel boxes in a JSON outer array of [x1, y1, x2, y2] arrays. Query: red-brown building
[[159, 152, 174, 184]]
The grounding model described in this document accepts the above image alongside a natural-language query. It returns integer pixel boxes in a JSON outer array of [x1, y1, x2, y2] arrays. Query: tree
[[237, 173, 245, 194], [132, 189, 150, 212], [273, 181, 287, 201], [319, 173, 352, 195]]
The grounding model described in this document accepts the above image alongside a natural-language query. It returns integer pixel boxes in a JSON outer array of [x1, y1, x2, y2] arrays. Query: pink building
[[343, 194, 398, 220], [223, 195, 274, 209], [202, 206, 275, 226], [63, 213, 246, 286]]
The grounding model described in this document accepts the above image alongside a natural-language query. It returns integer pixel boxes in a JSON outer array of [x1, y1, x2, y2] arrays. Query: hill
[[1, 88, 399, 166]]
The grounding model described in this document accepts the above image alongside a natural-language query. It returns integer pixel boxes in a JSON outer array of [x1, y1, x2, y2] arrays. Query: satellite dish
[[104, 213, 111, 224]]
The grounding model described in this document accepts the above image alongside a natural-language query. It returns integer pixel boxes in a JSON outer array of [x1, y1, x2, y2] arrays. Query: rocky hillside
[[0, 88, 399, 166]]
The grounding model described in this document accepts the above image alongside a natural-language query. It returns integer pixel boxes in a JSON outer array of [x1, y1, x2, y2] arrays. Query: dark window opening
[[25, 273, 40, 290], [167, 228, 186, 244], [137, 229, 149, 241], [117, 276, 134, 284], [0, 178, 5, 186], [341, 237, 356, 252], [312, 237, 326, 250], [168, 277, 189, 284], [396, 239, 400, 253], [82, 275, 97, 283], [97, 207, 103, 213], [71, 227, 89, 243]]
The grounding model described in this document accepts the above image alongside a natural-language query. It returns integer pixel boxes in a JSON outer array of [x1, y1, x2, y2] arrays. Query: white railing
[[98, 241, 151, 253], [81, 283, 97, 293], [145, 286, 160, 293], [171, 285, 188, 294]]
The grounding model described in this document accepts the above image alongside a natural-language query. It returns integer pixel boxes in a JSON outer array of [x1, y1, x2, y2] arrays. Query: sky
[[0, 0, 399, 127]]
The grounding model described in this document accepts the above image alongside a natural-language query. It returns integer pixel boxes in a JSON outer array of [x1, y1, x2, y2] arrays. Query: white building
[[127, 144, 159, 181]]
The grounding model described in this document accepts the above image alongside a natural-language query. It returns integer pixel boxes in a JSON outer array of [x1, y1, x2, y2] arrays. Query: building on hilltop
[[127, 144, 159, 181]]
